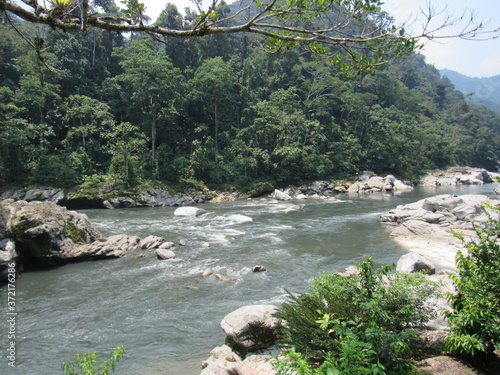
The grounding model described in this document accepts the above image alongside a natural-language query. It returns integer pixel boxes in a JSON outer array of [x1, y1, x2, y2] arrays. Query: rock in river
[[174, 206, 207, 217], [4, 200, 102, 269], [0, 200, 163, 280], [155, 248, 176, 259]]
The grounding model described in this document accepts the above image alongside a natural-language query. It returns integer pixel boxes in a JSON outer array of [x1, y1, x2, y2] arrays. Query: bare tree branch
[[1, 0, 499, 72]]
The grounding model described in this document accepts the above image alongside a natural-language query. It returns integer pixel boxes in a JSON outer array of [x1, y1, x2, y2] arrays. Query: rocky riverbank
[[380, 194, 500, 270], [419, 166, 499, 186], [200, 250, 492, 375], [1, 166, 498, 210], [0, 186, 211, 209]]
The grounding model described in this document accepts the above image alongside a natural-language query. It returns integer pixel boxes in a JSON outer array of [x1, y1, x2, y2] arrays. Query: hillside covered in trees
[[1, 1, 499, 192]]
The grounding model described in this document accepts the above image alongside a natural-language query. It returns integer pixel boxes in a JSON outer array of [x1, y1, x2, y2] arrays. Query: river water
[[0, 184, 497, 375]]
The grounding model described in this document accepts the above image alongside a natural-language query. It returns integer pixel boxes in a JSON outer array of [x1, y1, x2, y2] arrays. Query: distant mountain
[[440, 69, 500, 113]]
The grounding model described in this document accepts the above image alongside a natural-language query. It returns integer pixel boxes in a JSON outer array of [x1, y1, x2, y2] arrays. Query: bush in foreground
[[274, 257, 438, 374], [61, 344, 124, 375], [446, 205, 500, 358]]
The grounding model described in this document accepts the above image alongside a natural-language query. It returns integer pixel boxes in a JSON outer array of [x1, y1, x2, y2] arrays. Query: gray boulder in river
[[1, 200, 101, 271], [0, 200, 165, 280]]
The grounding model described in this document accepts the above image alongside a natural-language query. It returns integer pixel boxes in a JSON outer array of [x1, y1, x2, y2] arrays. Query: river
[[0, 184, 497, 375]]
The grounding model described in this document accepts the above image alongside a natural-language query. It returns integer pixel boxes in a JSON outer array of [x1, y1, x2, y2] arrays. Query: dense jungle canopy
[[0, 0, 499, 191]]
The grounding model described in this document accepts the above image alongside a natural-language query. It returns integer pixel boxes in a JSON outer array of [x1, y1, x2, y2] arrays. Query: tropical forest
[[1, 0, 499, 194]]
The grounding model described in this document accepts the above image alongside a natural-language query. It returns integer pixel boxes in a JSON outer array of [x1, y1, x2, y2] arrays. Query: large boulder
[[69, 234, 141, 259], [0, 200, 154, 280], [220, 305, 281, 354], [247, 182, 275, 198], [174, 206, 207, 217], [140, 235, 165, 249], [381, 194, 498, 226], [396, 253, 436, 274], [273, 189, 292, 201], [7, 201, 102, 267], [155, 248, 176, 259], [201, 345, 242, 375]]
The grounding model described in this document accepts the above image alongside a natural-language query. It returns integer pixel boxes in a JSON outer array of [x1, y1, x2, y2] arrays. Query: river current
[[0, 184, 497, 375]]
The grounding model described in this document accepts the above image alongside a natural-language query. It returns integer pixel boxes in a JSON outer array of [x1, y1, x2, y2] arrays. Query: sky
[[139, 0, 500, 78]]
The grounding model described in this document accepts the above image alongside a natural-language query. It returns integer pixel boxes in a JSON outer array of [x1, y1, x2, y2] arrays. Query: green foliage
[[31, 154, 77, 188], [446, 206, 500, 357], [61, 344, 124, 375], [275, 257, 438, 374]]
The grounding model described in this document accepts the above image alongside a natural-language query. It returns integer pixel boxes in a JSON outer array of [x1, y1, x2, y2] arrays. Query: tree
[[189, 56, 240, 163], [237, 87, 329, 182], [108, 39, 185, 172], [0, 86, 30, 185], [1, 0, 499, 74], [61, 94, 117, 178], [105, 121, 148, 184]]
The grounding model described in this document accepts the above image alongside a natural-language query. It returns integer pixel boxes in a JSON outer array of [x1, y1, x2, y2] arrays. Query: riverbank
[[1, 166, 497, 210], [381, 194, 500, 270]]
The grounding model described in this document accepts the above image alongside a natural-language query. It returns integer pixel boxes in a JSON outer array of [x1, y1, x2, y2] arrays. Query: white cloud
[[479, 51, 500, 77]]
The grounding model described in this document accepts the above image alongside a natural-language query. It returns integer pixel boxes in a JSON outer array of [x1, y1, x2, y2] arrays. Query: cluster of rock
[[0, 187, 210, 210], [201, 305, 281, 375], [270, 174, 414, 199], [101, 188, 207, 209], [381, 194, 500, 269], [419, 166, 498, 186], [347, 172, 414, 193], [0, 188, 65, 204], [269, 173, 415, 200], [269, 180, 349, 201], [0, 200, 181, 281]]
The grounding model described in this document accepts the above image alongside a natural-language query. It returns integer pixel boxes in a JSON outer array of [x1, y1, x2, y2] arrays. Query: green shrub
[[61, 344, 124, 375], [31, 154, 77, 188], [446, 206, 500, 357], [274, 257, 438, 374]]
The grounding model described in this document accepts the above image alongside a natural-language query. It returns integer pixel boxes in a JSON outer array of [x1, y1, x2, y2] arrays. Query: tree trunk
[[150, 97, 157, 170], [214, 101, 219, 163]]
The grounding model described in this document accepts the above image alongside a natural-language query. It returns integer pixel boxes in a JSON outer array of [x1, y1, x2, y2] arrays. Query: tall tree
[[189, 56, 240, 163], [108, 39, 185, 172]]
